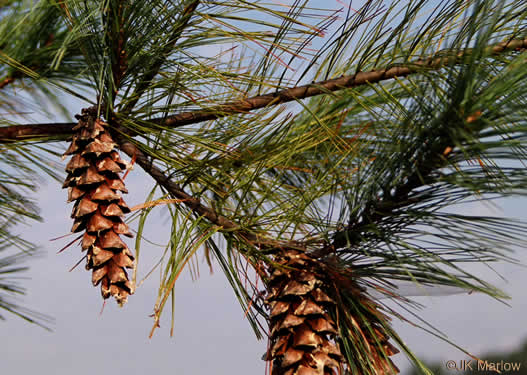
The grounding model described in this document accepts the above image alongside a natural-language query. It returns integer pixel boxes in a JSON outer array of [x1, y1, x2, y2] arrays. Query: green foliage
[[0, 141, 58, 327], [1, 0, 527, 373], [0, 240, 53, 329]]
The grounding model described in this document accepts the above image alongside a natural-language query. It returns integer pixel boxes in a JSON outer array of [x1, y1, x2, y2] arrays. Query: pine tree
[[1, 0, 527, 374]]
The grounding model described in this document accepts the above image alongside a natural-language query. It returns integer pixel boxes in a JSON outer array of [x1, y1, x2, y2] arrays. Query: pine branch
[[311, 159, 441, 259], [115, 136, 306, 253], [311, 43, 527, 259], [312, 132, 456, 258], [120, 0, 200, 113], [0, 122, 75, 142], [1, 38, 526, 143]]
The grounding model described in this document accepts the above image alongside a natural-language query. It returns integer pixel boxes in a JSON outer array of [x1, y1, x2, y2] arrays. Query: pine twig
[[115, 136, 306, 253], [0, 38, 525, 143]]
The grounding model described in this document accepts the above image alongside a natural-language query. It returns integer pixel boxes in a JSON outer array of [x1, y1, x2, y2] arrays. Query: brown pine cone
[[265, 250, 342, 375], [63, 107, 134, 306], [264, 249, 399, 375]]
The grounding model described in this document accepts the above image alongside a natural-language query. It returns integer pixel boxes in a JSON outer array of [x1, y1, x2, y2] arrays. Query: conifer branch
[[120, 0, 200, 113], [0, 37, 525, 143], [311, 164, 439, 259], [115, 136, 306, 253], [0, 122, 75, 141]]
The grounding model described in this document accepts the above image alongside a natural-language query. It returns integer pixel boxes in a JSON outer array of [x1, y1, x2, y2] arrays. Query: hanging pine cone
[[265, 249, 343, 375], [264, 249, 399, 375], [62, 107, 134, 306]]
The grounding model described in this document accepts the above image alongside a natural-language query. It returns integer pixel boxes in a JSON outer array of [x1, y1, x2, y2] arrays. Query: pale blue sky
[[2, 173, 527, 375]]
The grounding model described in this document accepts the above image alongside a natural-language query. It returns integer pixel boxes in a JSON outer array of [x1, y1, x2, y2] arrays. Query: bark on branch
[[116, 136, 305, 252], [1, 38, 525, 143]]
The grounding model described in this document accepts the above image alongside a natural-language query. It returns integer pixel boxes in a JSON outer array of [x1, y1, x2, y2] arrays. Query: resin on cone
[[265, 249, 399, 375], [63, 107, 134, 306]]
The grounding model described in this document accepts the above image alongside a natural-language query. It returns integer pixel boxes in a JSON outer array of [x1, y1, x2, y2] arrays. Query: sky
[[2, 1, 527, 374], [2, 171, 527, 375]]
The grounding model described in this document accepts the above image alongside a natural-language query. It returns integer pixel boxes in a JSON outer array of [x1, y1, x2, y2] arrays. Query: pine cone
[[264, 249, 399, 375], [62, 107, 134, 306], [265, 250, 342, 375]]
